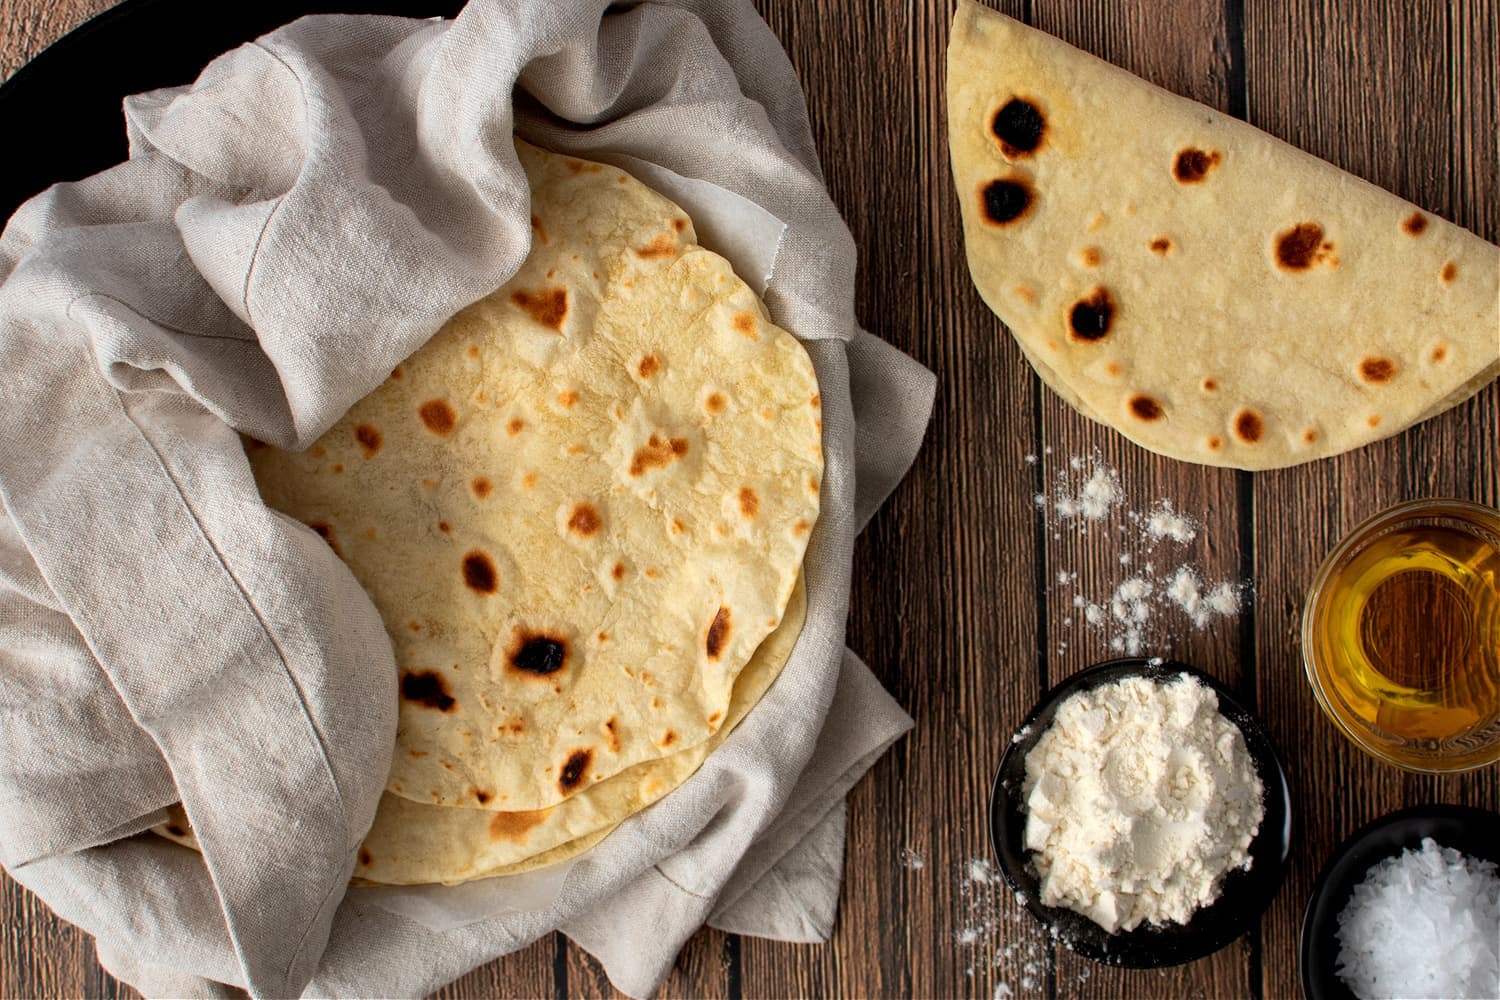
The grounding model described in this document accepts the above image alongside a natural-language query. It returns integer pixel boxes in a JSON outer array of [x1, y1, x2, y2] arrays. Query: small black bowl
[[989, 657, 1293, 968], [1300, 803, 1500, 1000]]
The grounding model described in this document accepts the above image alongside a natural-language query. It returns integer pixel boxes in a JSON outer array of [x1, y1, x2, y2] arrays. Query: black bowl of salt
[[1300, 804, 1500, 1000]]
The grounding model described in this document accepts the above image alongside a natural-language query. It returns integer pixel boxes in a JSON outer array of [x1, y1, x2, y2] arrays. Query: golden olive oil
[[1311, 513, 1500, 758]]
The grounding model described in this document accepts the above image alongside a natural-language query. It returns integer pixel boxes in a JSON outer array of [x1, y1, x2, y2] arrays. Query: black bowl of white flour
[[989, 657, 1293, 967]]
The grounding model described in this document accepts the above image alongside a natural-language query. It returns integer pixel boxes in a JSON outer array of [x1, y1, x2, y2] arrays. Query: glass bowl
[[1302, 498, 1500, 773]]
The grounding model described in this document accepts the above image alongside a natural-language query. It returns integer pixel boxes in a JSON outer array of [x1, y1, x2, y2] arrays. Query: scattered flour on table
[[899, 846, 926, 871], [952, 856, 1064, 997], [1033, 453, 1248, 655]]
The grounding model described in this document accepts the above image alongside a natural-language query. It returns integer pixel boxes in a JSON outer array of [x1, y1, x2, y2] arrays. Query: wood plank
[[744, 1, 1052, 998], [1243, 2, 1500, 999], [1023, 2, 1253, 997], [0, 0, 113, 79]]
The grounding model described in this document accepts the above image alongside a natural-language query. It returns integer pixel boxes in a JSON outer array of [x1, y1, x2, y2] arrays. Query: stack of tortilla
[[154, 141, 823, 885], [947, 0, 1498, 470]]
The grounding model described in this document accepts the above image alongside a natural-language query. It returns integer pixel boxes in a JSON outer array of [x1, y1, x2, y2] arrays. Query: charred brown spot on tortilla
[[510, 287, 568, 331], [488, 808, 549, 843], [991, 97, 1047, 158], [1013, 284, 1037, 304], [738, 486, 760, 519], [1128, 395, 1164, 421], [558, 749, 593, 793], [461, 550, 498, 594], [1068, 287, 1115, 341], [635, 234, 678, 259], [567, 503, 601, 537], [1366, 414, 1382, 428], [304, 521, 342, 557], [1103, 362, 1121, 378], [1173, 147, 1221, 183], [331, 463, 344, 475], [732, 312, 758, 339], [1440, 260, 1457, 283], [353, 424, 382, 459], [1201, 377, 1218, 393], [1401, 211, 1427, 236], [508, 631, 569, 677], [1302, 428, 1319, 444], [706, 606, 732, 660], [671, 218, 687, 233], [438, 521, 451, 534], [1206, 436, 1224, 451], [637, 354, 661, 379], [602, 719, 622, 752], [358, 848, 373, 867], [629, 434, 689, 476], [419, 399, 457, 435], [707, 710, 723, 729], [1077, 246, 1101, 268], [521, 472, 538, 489], [408, 748, 427, 757], [505, 417, 525, 438], [310, 444, 327, 458], [979, 178, 1033, 226], [1274, 223, 1331, 271], [558, 390, 579, 409], [1358, 357, 1396, 384], [362, 528, 377, 542], [166, 824, 186, 837], [471, 788, 493, 805], [1149, 237, 1173, 255], [565, 158, 600, 174], [465, 344, 480, 361], [705, 392, 726, 414], [401, 670, 456, 712], [611, 562, 626, 581], [471, 476, 493, 499], [1430, 343, 1449, 363], [1233, 408, 1265, 444], [658, 730, 678, 749], [530, 214, 548, 243], [793, 519, 811, 537]]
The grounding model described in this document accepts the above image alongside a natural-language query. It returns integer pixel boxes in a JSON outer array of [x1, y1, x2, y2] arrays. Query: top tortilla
[[948, 0, 1499, 470], [249, 141, 822, 811]]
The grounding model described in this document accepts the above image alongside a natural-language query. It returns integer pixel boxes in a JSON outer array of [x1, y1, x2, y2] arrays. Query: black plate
[[989, 658, 1293, 968], [1299, 803, 1500, 1000], [0, 0, 463, 223]]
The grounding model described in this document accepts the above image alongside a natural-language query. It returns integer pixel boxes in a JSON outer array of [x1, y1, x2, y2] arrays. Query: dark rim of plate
[[1299, 802, 1500, 1000], [988, 657, 1294, 968]]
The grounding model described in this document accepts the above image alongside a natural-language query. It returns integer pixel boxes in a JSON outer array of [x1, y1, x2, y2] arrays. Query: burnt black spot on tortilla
[[558, 749, 592, 793], [1068, 288, 1115, 341], [980, 178, 1033, 226], [462, 551, 497, 594], [1275, 223, 1326, 271], [401, 670, 456, 712], [305, 521, 343, 558], [1173, 147, 1221, 183], [358, 848, 373, 867], [166, 824, 186, 837], [706, 606, 732, 660], [991, 98, 1046, 157], [509, 632, 569, 676], [1128, 395, 1164, 421]]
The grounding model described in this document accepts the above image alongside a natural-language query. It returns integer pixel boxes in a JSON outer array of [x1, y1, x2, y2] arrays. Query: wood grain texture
[[1, 1, 1496, 999]]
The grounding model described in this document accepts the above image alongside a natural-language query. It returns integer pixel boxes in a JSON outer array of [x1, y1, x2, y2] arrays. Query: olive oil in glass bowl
[[1303, 499, 1500, 773]]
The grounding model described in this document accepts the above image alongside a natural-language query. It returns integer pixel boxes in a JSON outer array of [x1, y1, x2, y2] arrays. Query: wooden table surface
[[3, 1, 1496, 997]]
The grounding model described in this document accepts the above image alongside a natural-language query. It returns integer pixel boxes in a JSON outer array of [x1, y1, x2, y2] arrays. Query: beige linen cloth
[[0, 1, 934, 996]]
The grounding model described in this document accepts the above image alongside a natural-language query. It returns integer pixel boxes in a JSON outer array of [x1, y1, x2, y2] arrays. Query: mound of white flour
[[1022, 674, 1264, 932]]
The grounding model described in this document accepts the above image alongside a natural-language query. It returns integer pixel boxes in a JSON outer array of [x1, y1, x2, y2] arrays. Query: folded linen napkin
[[0, 1, 934, 996]]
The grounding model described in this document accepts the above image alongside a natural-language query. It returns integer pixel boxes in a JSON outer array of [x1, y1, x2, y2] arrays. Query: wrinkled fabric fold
[[0, 1, 933, 996]]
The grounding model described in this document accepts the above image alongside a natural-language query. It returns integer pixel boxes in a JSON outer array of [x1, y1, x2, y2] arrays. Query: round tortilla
[[248, 140, 823, 811]]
